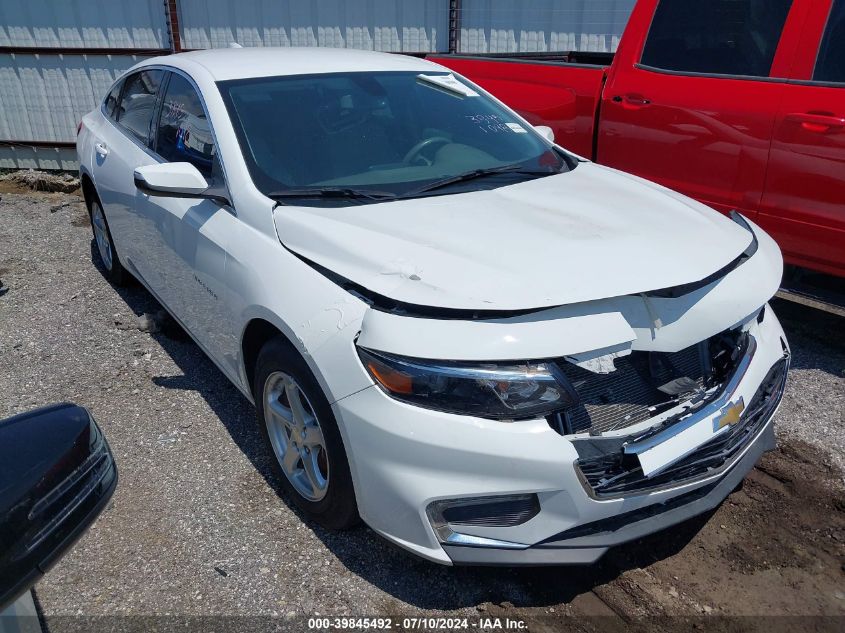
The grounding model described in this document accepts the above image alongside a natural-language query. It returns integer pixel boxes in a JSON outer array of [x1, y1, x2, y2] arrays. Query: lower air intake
[[429, 494, 541, 529]]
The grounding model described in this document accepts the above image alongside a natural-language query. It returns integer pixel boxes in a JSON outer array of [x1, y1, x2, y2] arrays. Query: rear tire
[[253, 336, 359, 530], [89, 198, 129, 286]]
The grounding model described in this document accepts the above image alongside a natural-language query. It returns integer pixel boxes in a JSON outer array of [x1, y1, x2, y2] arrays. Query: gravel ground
[[767, 299, 845, 475], [0, 190, 843, 628]]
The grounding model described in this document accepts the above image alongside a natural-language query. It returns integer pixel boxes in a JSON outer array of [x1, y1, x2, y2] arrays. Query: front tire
[[89, 199, 129, 286], [253, 337, 359, 530]]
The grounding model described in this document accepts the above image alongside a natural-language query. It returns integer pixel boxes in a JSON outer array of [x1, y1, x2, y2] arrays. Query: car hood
[[272, 163, 753, 311]]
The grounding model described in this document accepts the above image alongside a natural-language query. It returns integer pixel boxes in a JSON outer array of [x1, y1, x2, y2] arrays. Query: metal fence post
[[164, 0, 183, 52], [448, 0, 462, 53]]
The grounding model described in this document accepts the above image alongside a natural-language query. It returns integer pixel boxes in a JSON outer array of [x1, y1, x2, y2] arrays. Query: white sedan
[[77, 47, 790, 565]]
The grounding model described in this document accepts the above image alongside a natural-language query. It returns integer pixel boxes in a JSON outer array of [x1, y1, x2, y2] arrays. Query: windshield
[[218, 71, 571, 204]]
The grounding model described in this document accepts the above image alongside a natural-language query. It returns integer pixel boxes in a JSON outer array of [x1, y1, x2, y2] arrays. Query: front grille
[[556, 344, 706, 434], [575, 356, 789, 498]]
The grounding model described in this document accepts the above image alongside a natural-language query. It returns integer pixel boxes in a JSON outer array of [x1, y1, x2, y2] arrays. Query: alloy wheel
[[263, 371, 330, 501]]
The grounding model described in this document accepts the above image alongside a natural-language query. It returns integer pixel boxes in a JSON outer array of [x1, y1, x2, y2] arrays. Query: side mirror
[[134, 162, 210, 197], [534, 125, 555, 143], [134, 163, 232, 207], [0, 404, 117, 610]]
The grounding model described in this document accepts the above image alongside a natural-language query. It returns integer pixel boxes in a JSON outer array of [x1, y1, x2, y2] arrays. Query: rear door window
[[814, 0, 845, 83], [154, 73, 215, 177], [116, 70, 164, 144], [641, 0, 793, 77]]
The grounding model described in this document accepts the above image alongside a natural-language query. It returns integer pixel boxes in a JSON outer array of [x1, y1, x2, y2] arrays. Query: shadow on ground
[[91, 242, 838, 610]]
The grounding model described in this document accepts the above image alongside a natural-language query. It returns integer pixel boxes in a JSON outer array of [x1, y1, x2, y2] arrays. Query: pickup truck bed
[[427, 55, 608, 160]]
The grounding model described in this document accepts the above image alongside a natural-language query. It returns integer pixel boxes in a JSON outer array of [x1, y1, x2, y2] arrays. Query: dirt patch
[[0, 181, 33, 195], [0, 169, 80, 194], [0, 256, 23, 283], [585, 441, 845, 623], [70, 202, 91, 227]]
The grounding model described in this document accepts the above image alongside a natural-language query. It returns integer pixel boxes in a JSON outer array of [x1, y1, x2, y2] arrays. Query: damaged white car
[[77, 48, 790, 565]]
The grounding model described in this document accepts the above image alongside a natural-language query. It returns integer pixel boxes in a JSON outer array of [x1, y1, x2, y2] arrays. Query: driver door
[[135, 71, 239, 370]]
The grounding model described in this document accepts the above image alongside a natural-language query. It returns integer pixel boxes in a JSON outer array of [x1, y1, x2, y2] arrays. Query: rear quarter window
[[116, 70, 164, 144], [641, 0, 792, 78]]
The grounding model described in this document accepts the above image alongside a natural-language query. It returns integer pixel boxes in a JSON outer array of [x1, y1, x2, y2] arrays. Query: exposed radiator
[[549, 343, 708, 435]]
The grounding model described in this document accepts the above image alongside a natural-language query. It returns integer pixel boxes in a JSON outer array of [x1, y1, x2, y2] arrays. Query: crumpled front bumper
[[444, 413, 778, 565], [334, 306, 788, 565]]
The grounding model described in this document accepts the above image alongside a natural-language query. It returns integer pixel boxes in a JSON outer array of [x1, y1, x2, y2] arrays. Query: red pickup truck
[[431, 0, 845, 292]]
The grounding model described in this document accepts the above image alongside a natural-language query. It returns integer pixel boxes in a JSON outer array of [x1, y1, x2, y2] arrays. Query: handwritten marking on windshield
[[466, 114, 524, 134]]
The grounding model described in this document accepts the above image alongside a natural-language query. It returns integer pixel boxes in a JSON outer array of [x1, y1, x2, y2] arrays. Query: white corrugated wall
[[459, 0, 636, 54], [0, 54, 148, 143], [0, 0, 167, 48], [0, 0, 167, 169], [0, 54, 147, 169], [179, 0, 449, 52]]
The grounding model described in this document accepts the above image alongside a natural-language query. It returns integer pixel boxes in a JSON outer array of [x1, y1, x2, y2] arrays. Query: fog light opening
[[426, 494, 540, 548]]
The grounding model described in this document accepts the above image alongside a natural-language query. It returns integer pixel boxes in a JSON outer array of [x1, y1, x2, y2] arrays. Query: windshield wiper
[[268, 187, 397, 208], [402, 164, 551, 197]]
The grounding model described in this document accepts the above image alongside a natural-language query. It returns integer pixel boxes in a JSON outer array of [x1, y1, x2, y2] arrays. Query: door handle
[[95, 142, 109, 156], [786, 112, 845, 133], [613, 94, 651, 109]]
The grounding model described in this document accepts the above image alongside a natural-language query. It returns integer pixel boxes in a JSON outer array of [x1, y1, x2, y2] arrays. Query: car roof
[[143, 47, 445, 82]]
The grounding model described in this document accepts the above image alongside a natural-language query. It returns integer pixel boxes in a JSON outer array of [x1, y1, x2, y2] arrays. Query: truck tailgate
[[428, 55, 607, 159]]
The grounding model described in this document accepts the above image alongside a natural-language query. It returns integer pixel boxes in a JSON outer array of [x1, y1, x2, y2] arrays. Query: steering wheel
[[403, 136, 451, 166]]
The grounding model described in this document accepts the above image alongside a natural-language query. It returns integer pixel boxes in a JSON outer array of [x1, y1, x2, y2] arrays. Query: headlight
[[357, 347, 576, 420]]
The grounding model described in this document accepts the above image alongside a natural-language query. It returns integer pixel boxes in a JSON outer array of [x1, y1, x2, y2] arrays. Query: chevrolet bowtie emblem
[[714, 397, 745, 431]]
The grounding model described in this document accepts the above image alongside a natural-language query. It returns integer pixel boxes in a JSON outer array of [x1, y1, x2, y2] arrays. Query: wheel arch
[[241, 317, 293, 399], [238, 307, 369, 409], [240, 314, 338, 401], [80, 171, 98, 211]]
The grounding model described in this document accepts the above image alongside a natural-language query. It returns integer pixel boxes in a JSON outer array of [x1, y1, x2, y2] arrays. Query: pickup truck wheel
[[89, 199, 129, 286], [254, 337, 359, 530]]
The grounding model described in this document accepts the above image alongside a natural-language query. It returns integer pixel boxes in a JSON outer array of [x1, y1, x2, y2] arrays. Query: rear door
[[597, 0, 802, 217], [758, 0, 845, 277], [89, 69, 165, 272]]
